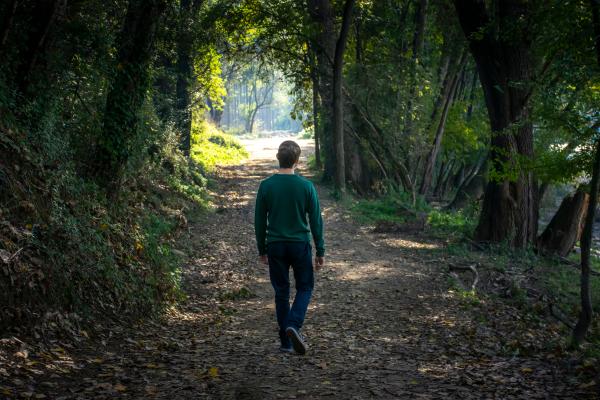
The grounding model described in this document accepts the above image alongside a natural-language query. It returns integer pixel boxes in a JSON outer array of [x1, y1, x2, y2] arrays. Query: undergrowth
[[191, 120, 248, 172], [344, 185, 600, 356], [348, 188, 475, 237], [0, 117, 240, 336], [349, 188, 429, 224]]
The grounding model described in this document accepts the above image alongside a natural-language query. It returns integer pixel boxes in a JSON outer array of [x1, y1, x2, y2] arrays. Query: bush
[[428, 209, 477, 237], [191, 120, 249, 172], [350, 188, 429, 224], [0, 122, 200, 334]]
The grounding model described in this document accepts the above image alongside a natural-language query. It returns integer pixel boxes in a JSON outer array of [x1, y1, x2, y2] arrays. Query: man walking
[[254, 140, 325, 355]]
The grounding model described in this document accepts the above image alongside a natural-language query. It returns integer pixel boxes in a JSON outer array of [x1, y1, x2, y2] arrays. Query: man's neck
[[278, 168, 295, 175]]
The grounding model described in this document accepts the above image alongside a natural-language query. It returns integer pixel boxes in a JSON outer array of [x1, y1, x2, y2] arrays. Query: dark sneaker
[[286, 327, 307, 355], [279, 345, 294, 354]]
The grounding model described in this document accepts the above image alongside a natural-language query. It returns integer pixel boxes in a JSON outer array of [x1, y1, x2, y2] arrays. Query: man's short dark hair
[[277, 140, 301, 168]]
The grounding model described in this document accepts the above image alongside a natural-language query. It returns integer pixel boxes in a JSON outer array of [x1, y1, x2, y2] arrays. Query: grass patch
[[191, 120, 248, 172], [428, 209, 476, 237], [546, 261, 600, 315], [348, 188, 477, 238], [349, 189, 428, 224]]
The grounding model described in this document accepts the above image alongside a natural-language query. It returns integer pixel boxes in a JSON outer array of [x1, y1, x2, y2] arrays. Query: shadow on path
[[24, 138, 591, 399]]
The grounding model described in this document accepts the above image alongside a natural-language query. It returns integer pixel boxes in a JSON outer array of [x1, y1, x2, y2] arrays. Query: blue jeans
[[267, 241, 314, 347]]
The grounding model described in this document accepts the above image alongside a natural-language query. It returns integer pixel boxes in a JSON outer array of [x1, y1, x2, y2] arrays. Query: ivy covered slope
[[0, 119, 246, 335], [0, 0, 251, 337]]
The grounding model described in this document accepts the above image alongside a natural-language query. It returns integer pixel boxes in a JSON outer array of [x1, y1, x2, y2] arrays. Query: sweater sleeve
[[254, 182, 268, 255], [307, 183, 325, 257]]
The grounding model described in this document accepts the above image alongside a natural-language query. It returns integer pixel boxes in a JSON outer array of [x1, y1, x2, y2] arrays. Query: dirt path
[[6, 138, 590, 399], [155, 137, 581, 399]]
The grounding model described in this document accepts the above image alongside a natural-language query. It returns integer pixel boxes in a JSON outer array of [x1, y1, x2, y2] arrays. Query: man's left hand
[[259, 255, 268, 265]]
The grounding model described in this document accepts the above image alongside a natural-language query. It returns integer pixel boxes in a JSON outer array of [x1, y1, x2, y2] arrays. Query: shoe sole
[[286, 327, 307, 355]]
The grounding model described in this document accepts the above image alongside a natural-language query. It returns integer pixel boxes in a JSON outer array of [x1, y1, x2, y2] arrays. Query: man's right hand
[[315, 256, 324, 270]]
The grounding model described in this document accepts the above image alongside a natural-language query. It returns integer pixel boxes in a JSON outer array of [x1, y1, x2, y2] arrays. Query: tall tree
[[454, 0, 538, 247], [245, 72, 275, 133], [404, 0, 428, 139], [307, 0, 336, 182], [309, 48, 322, 168], [176, 0, 194, 156], [332, 0, 356, 193], [91, 0, 166, 196], [419, 49, 467, 196], [572, 0, 600, 347]]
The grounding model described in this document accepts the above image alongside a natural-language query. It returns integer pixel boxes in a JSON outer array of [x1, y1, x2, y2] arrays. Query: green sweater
[[254, 173, 325, 257]]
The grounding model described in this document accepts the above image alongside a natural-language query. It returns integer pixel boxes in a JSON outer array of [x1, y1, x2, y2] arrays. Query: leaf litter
[[0, 138, 597, 399]]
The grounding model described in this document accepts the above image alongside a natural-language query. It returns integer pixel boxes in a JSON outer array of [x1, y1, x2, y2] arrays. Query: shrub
[[191, 120, 249, 172], [0, 122, 200, 334]]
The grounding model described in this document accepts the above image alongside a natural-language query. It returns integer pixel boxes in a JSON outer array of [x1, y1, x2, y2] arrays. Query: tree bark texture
[[537, 189, 589, 257], [572, 0, 600, 346], [312, 68, 322, 169], [404, 0, 428, 139], [307, 0, 336, 182], [332, 0, 356, 193], [419, 50, 467, 196], [454, 0, 538, 247], [92, 0, 165, 195], [176, 0, 195, 157]]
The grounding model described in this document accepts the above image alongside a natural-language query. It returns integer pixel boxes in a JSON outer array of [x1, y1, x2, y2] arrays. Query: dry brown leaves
[[1, 139, 598, 399]]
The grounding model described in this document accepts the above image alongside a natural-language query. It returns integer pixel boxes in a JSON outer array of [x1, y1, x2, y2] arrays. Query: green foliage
[[0, 120, 203, 331], [191, 119, 249, 172], [349, 188, 429, 225], [306, 154, 319, 172], [296, 128, 314, 140], [195, 47, 228, 110], [547, 258, 600, 320], [428, 209, 477, 237], [442, 101, 488, 157], [349, 188, 477, 238]]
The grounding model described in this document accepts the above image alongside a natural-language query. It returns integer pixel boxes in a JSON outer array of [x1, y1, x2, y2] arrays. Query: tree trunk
[[91, 0, 165, 196], [344, 87, 414, 194], [207, 98, 222, 126], [310, 57, 322, 169], [175, 0, 198, 157], [343, 17, 379, 194], [404, 0, 428, 138], [308, 0, 336, 182], [445, 154, 486, 210], [572, 0, 600, 346], [465, 69, 478, 120], [331, 0, 355, 193], [537, 189, 589, 257], [248, 106, 259, 133], [435, 159, 458, 200], [454, 0, 538, 247], [445, 175, 486, 211], [419, 51, 466, 196]]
